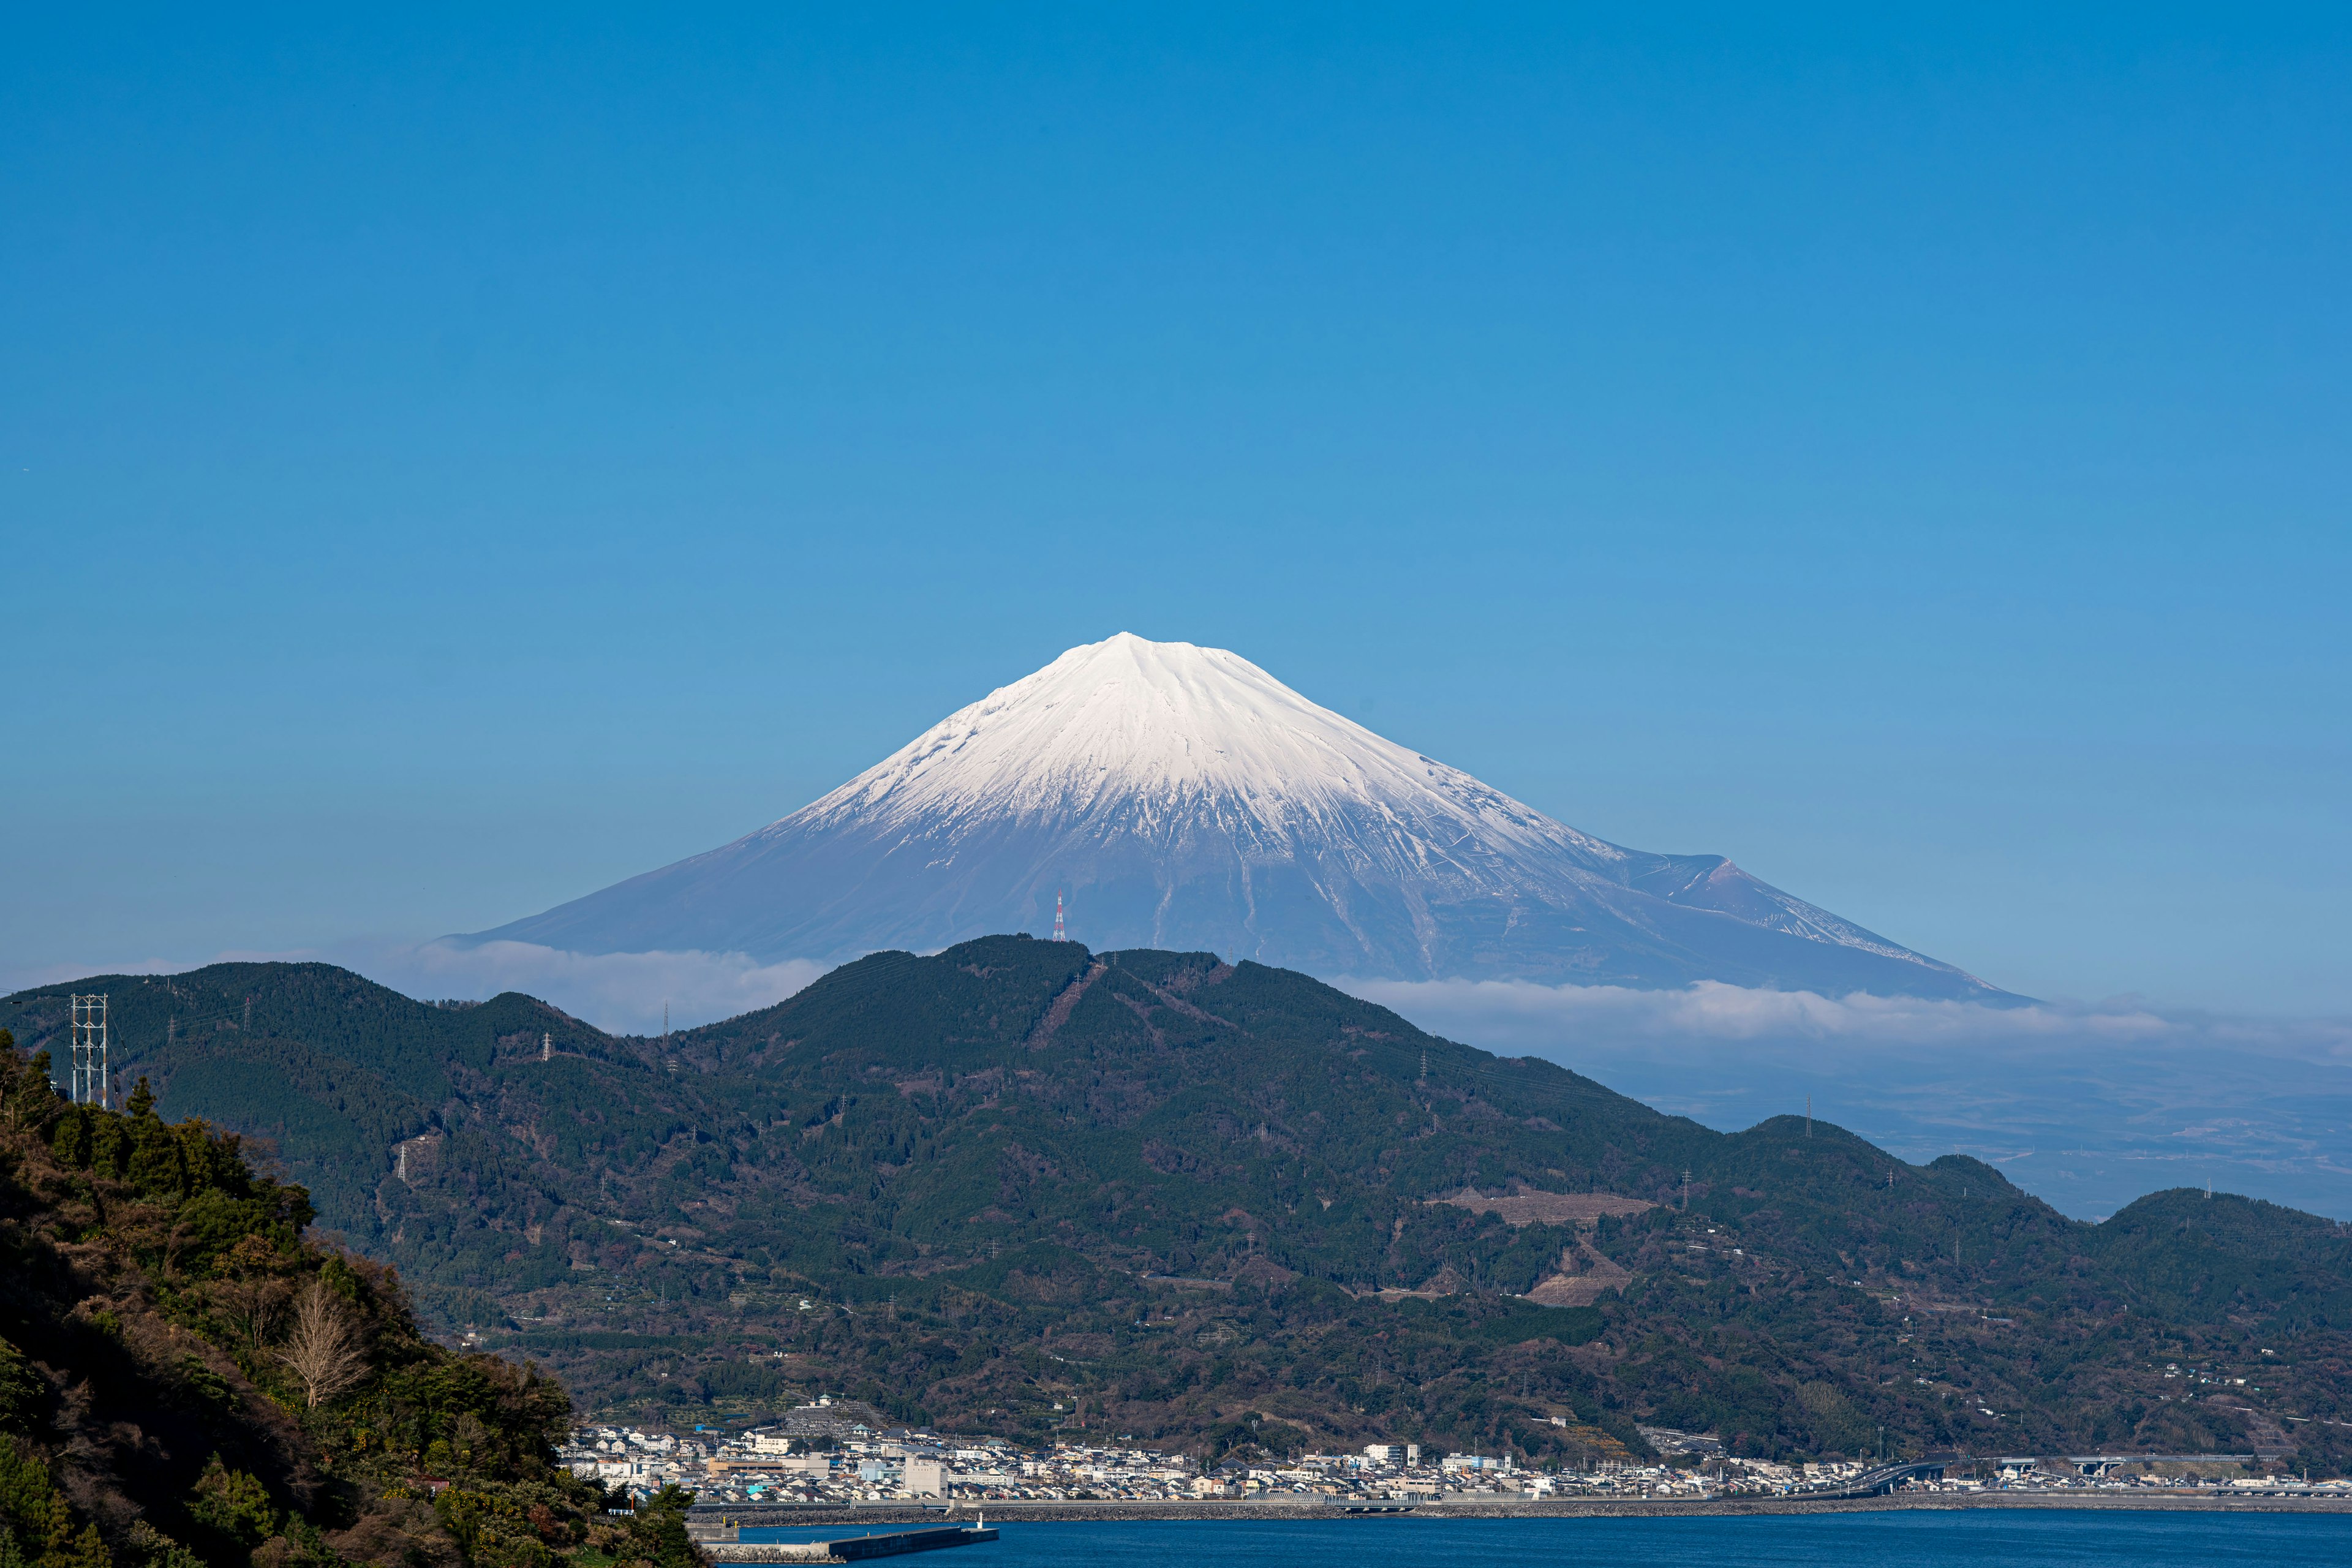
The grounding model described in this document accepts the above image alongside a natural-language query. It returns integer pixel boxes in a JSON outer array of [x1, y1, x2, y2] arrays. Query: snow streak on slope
[[471, 634, 2003, 999]]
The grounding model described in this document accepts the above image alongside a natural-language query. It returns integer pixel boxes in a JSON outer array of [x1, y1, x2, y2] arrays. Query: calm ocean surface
[[739, 1512, 2350, 1565]]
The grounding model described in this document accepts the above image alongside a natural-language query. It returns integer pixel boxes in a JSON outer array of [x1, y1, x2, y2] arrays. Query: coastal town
[[560, 1404, 2352, 1511]]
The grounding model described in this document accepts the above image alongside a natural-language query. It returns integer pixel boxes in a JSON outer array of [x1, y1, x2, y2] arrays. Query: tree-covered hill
[[9, 938, 2350, 1471], [0, 1026, 703, 1568]]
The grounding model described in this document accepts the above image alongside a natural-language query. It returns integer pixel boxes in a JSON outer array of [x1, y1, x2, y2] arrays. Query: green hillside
[[9, 938, 2350, 1471], [0, 1027, 706, 1568]]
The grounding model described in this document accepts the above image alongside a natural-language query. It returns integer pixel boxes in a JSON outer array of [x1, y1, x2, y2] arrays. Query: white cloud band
[[1336, 975, 2352, 1064], [361, 940, 826, 1035]]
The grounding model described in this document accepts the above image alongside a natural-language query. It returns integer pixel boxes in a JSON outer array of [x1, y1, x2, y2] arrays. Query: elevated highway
[[1809, 1459, 1953, 1498]]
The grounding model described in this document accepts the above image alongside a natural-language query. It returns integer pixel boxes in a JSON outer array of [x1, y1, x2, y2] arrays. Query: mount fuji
[[468, 634, 2003, 1000]]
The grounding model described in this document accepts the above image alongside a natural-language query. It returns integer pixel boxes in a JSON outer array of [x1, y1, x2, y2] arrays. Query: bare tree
[[278, 1281, 368, 1409], [213, 1278, 291, 1355]]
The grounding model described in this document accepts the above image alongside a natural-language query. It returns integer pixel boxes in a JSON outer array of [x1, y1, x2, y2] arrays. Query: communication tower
[[69, 994, 111, 1109], [1052, 891, 1066, 943]]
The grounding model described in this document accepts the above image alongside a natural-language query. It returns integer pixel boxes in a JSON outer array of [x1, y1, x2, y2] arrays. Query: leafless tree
[[278, 1281, 368, 1409], [213, 1278, 292, 1355]]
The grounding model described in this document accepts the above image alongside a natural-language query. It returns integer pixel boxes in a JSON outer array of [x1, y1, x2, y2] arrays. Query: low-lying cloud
[[356, 940, 827, 1035], [1337, 976, 2352, 1221], [1337, 976, 2352, 1065]]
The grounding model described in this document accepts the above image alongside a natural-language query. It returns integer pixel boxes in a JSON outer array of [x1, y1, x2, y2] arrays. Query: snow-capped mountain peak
[[470, 634, 2000, 1000], [797, 633, 1615, 861]]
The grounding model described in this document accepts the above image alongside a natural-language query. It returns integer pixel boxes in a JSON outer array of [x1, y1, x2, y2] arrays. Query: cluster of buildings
[[561, 1420, 1189, 1505], [560, 1408, 1823, 1505], [558, 1409, 2350, 1507], [564, 1425, 710, 1496], [1206, 1447, 1776, 1500]]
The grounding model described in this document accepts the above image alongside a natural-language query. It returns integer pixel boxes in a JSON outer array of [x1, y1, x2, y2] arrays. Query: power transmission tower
[[70, 994, 111, 1109]]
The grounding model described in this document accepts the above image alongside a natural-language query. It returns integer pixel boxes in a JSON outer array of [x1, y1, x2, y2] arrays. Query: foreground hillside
[[0, 1028, 706, 1568], [8, 940, 2350, 1472]]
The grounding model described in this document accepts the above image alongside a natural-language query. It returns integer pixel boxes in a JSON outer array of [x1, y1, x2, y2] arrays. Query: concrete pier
[[704, 1526, 999, 1564]]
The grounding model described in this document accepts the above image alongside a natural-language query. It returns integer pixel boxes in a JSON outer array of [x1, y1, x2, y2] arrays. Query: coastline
[[694, 1492, 2352, 1531]]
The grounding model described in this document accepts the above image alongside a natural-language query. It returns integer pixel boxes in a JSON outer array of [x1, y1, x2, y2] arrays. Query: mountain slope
[[0, 967, 714, 1332], [0, 1030, 626, 1568], [10, 946, 2345, 1472], [472, 634, 2001, 998]]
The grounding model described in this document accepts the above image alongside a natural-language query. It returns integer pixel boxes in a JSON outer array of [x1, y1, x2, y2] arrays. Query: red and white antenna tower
[[1053, 891, 1066, 943]]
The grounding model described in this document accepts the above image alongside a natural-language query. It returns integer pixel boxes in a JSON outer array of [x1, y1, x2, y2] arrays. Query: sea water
[[741, 1511, 2349, 1565]]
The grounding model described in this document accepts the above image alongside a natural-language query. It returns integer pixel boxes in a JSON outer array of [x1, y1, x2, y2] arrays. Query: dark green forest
[[8, 938, 2350, 1471], [0, 1025, 720, 1568]]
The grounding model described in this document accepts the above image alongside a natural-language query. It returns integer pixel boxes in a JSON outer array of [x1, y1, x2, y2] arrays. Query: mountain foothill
[[7, 938, 2348, 1479], [0, 1016, 695, 1568]]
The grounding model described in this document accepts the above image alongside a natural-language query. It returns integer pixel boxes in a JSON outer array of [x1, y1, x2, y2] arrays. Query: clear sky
[[6, 6, 2348, 1014]]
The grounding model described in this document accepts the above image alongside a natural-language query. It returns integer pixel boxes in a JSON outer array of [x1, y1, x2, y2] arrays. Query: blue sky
[[6, 6, 2348, 1014]]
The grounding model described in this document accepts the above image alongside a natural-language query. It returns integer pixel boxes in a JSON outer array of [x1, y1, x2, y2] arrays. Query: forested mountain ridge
[[0, 967, 699, 1328], [8, 940, 2350, 1471], [0, 1027, 704, 1568]]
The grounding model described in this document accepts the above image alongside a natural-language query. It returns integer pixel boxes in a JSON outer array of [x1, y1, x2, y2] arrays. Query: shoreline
[[693, 1492, 2352, 1529]]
